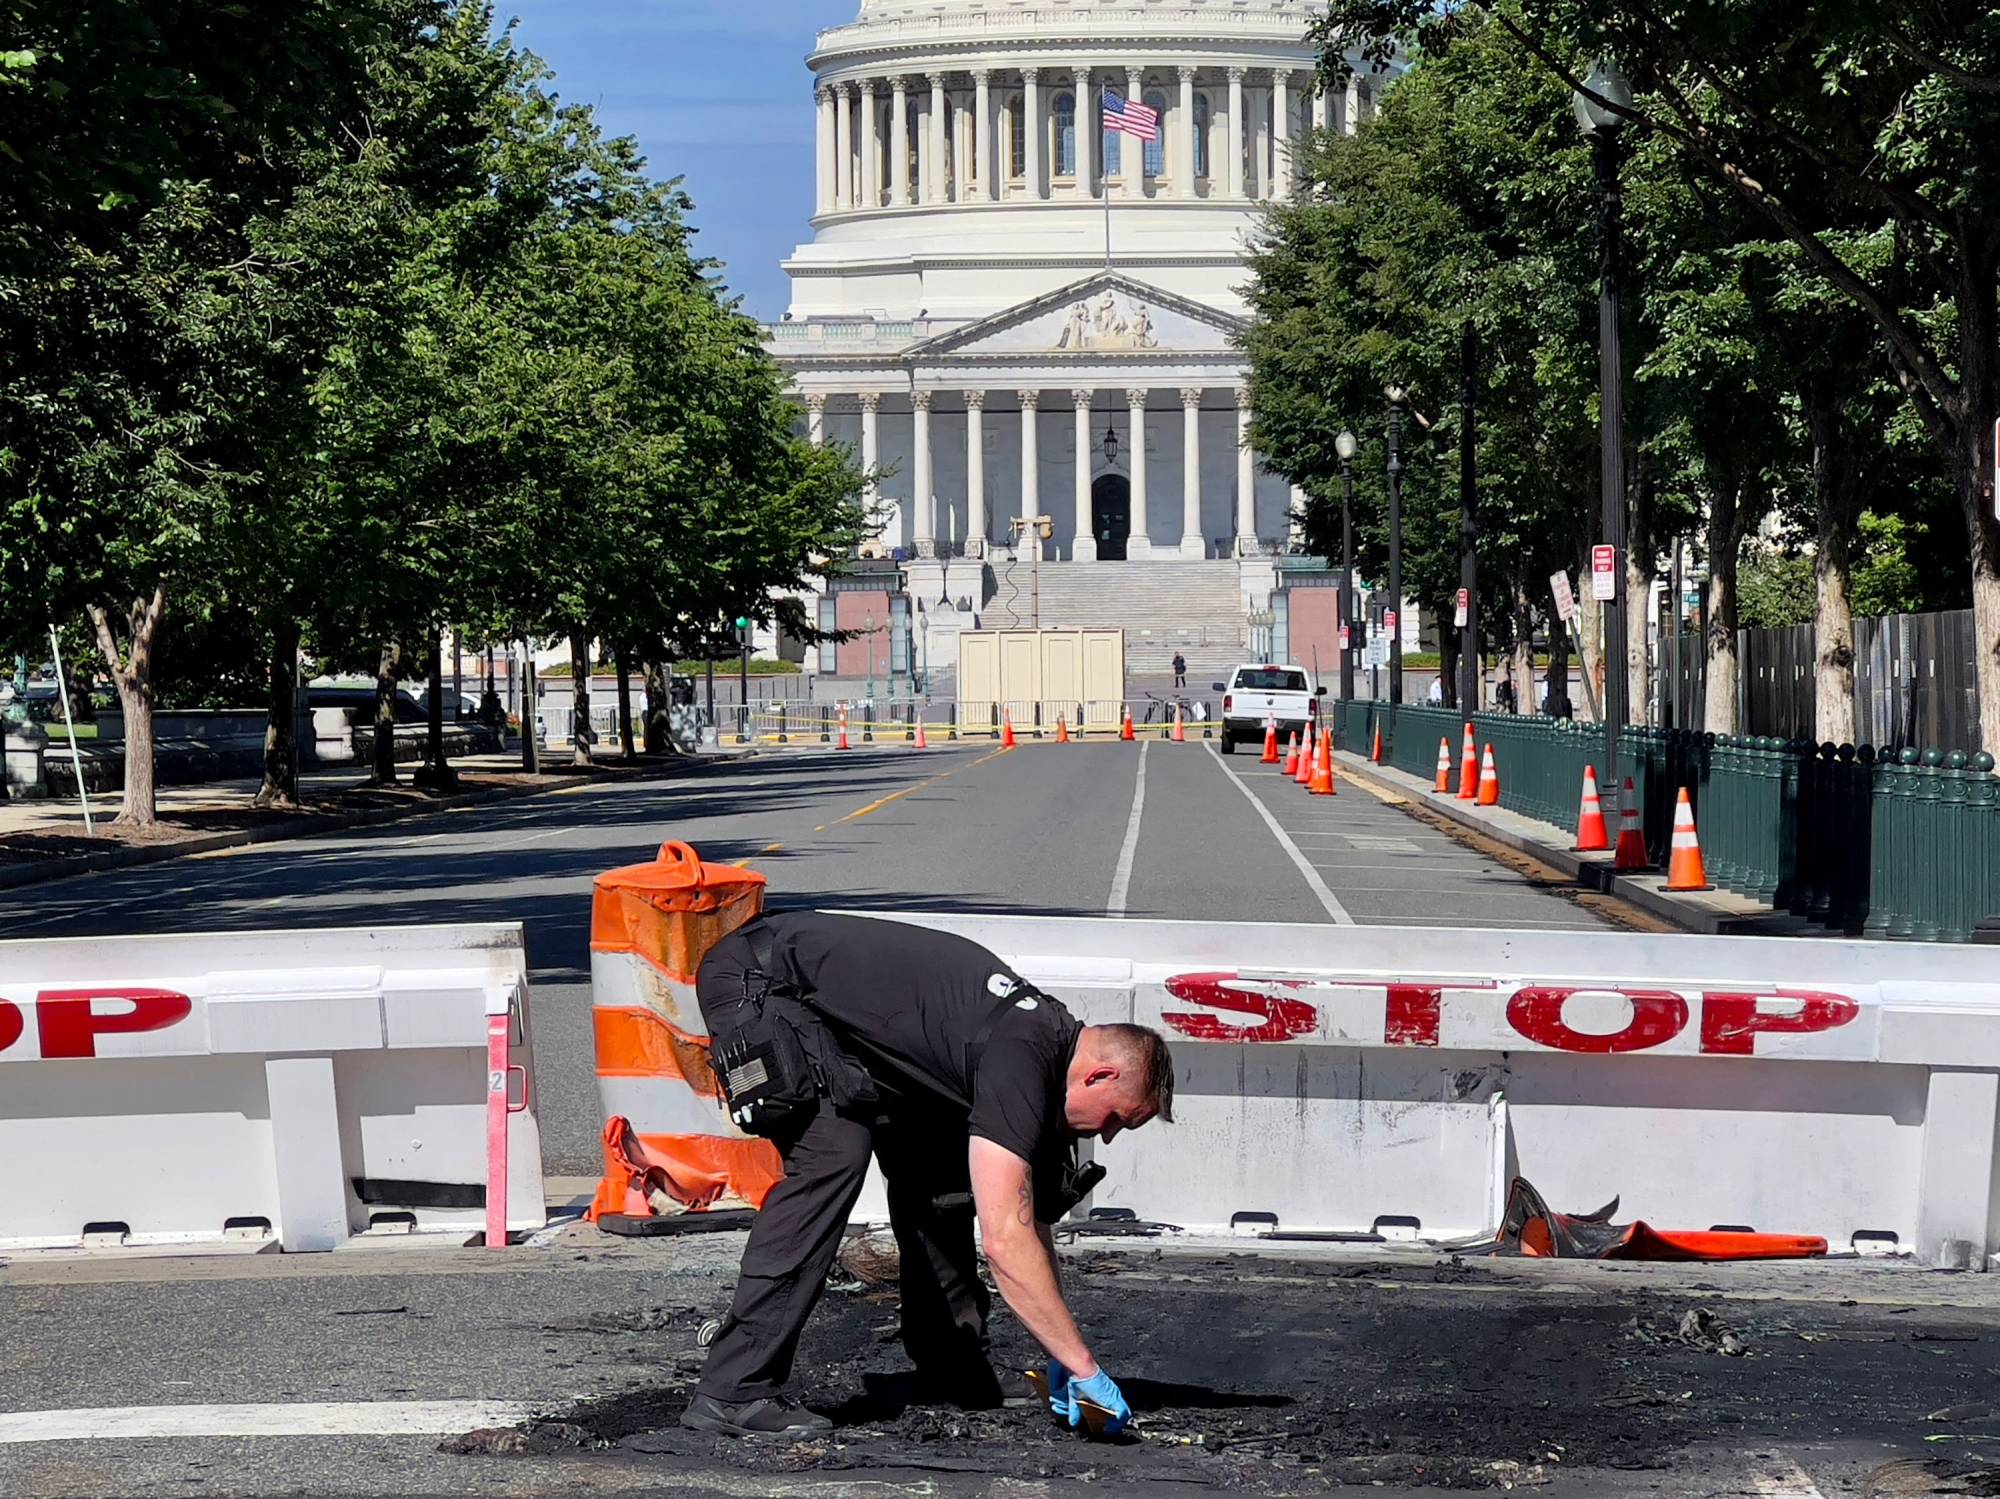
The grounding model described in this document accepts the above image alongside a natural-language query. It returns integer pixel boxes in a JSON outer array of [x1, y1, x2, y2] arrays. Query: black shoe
[[679, 1392, 833, 1440], [918, 1362, 1033, 1410]]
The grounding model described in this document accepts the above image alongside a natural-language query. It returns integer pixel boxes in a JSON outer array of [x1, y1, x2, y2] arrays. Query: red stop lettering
[[35, 988, 193, 1059], [1506, 987, 1688, 1054], [1699, 990, 1859, 1056], [0, 997, 22, 1055], [1161, 973, 1317, 1042]]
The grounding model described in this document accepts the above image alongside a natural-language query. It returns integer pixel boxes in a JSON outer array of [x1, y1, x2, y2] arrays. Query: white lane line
[[1749, 1457, 1829, 1498], [0, 1400, 537, 1444], [1205, 746, 1353, 925], [1106, 739, 1149, 917]]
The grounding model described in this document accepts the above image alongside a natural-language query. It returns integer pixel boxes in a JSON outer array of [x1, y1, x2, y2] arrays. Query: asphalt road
[[0, 737, 1608, 1175]]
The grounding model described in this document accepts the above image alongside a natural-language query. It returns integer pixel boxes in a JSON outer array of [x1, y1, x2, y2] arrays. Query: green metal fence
[[1329, 699, 1999, 943]]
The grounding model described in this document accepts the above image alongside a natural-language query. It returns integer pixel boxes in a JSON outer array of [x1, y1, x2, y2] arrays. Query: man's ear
[[1085, 1063, 1121, 1089]]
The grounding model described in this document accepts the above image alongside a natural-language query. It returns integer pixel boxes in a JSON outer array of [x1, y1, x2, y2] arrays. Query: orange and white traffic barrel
[[587, 841, 781, 1220]]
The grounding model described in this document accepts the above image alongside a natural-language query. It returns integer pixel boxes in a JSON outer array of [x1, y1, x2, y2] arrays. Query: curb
[[1330, 751, 1799, 938], [0, 754, 734, 895]]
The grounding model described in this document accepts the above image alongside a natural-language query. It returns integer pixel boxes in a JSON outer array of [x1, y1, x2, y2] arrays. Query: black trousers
[[696, 969, 990, 1403]]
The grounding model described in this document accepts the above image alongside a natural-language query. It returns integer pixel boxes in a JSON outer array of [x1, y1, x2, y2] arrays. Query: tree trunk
[[417, 627, 458, 792], [371, 641, 402, 786], [520, 646, 541, 774], [569, 629, 593, 767], [1804, 376, 1862, 747], [1703, 484, 1746, 735], [615, 646, 636, 759], [1509, 580, 1535, 715], [254, 617, 300, 809], [1576, 536, 1602, 723], [1548, 620, 1571, 718], [1438, 630, 1460, 710], [87, 583, 167, 827], [643, 659, 669, 754], [1626, 464, 1656, 728]]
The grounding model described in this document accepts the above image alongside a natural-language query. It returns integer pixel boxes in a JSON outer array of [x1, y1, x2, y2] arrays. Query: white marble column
[[1251, 84, 1270, 198], [1273, 71, 1292, 197], [1178, 66, 1197, 197], [1226, 67, 1246, 198], [1023, 68, 1043, 201], [1077, 67, 1096, 199], [926, 73, 947, 203], [1312, 78, 1329, 134], [860, 392, 883, 543], [1018, 390, 1041, 556], [859, 79, 880, 208], [1127, 389, 1152, 558], [1180, 387, 1204, 559], [1288, 482, 1308, 552], [833, 83, 853, 210], [1072, 389, 1097, 562], [1126, 67, 1145, 196], [912, 390, 935, 556], [815, 88, 834, 214], [965, 391, 987, 555], [1345, 74, 1361, 136], [890, 76, 910, 206], [1235, 392, 1256, 555], [974, 70, 996, 201], [953, 91, 970, 201], [806, 393, 826, 447]]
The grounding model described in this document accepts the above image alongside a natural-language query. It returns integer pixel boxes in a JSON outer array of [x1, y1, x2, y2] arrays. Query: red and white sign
[[1550, 570, 1578, 624], [1338, 625, 1350, 650], [1383, 609, 1398, 635], [1152, 971, 1875, 1061], [1590, 545, 1617, 602], [1454, 588, 1470, 628]]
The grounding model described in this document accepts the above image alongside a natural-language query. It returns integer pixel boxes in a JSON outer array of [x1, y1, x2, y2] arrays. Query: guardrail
[[1331, 700, 2000, 944], [720, 697, 1223, 743]]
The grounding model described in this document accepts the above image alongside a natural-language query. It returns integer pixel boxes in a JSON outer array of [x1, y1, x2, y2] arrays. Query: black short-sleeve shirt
[[725, 912, 1081, 1191]]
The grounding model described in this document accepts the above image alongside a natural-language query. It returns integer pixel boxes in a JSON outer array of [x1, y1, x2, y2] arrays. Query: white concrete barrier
[[0, 923, 544, 1253], [848, 913, 2000, 1268]]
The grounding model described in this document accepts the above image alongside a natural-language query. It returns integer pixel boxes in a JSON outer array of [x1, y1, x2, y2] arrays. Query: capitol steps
[[982, 559, 1248, 674]]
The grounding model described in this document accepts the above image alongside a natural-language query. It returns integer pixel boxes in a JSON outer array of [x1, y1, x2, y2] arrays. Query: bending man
[[681, 911, 1174, 1440]]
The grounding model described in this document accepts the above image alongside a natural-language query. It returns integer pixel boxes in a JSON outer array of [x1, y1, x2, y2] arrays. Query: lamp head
[[1335, 430, 1358, 462], [1573, 58, 1633, 133], [1385, 384, 1407, 405]]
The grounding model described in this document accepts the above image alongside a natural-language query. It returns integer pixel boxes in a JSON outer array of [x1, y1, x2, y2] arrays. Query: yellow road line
[[830, 742, 1013, 827], [731, 840, 787, 868]]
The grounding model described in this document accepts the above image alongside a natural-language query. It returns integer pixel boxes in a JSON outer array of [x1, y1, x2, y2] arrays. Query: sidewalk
[[0, 749, 727, 892], [1332, 748, 1802, 937]]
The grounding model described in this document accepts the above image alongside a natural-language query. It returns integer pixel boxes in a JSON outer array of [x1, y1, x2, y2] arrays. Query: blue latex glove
[[1066, 1368, 1132, 1436], [1044, 1358, 1073, 1421]]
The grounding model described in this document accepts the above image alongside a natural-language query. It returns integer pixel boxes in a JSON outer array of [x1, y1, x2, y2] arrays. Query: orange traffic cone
[[1574, 765, 1609, 851], [1434, 737, 1451, 792], [1121, 707, 1135, 742], [1001, 711, 1016, 748], [1056, 715, 1070, 744], [1282, 731, 1300, 777], [1310, 728, 1336, 796], [1370, 720, 1384, 764], [1172, 704, 1186, 743], [1612, 777, 1649, 870], [1456, 723, 1478, 800], [837, 706, 850, 751], [1261, 716, 1279, 764], [1294, 729, 1314, 786], [1475, 744, 1500, 806], [913, 717, 928, 750], [1666, 788, 1711, 891]]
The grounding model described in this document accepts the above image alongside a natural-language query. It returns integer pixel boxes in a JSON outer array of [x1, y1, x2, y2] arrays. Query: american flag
[[1103, 91, 1160, 143]]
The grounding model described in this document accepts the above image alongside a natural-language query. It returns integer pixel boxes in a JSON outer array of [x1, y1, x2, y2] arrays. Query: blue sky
[[502, 0, 855, 321]]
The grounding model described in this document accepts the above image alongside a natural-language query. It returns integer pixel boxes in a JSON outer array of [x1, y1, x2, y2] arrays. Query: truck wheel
[[1219, 731, 1234, 754]]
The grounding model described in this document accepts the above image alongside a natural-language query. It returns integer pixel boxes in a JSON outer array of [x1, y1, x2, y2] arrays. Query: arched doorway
[[1092, 472, 1131, 561]]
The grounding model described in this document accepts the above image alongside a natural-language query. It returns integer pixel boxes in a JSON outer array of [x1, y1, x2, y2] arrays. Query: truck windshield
[[1235, 668, 1308, 692]]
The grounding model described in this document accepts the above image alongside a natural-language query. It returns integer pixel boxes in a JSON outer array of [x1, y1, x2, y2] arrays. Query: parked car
[[1213, 663, 1322, 754]]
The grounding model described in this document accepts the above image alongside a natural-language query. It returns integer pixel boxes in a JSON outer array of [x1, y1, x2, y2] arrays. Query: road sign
[[1550, 570, 1578, 623], [1384, 609, 1398, 635], [1338, 625, 1350, 650], [1454, 588, 1470, 628], [1590, 545, 1617, 602]]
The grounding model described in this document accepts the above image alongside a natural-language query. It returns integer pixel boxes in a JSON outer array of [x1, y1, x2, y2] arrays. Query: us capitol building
[[765, 0, 1381, 678]]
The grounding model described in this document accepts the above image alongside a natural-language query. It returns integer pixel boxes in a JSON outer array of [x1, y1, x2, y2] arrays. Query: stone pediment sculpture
[[1055, 290, 1157, 351]]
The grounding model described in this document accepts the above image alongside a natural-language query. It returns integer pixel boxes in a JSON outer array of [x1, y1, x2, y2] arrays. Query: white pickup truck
[[1212, 663, 1322, 753]]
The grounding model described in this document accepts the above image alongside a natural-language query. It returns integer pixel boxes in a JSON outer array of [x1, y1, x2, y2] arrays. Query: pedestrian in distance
[[1426, 675, 1444, 706], [682, 912, 1175, 1442], [1171, 651, 1187, 688]]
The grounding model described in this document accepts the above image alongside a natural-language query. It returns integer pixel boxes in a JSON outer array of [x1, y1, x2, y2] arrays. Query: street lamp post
[[1335, 430, 1358, 702], [1576, 58, 1633, 786], [1459, 322, 1480, 717], [1384, 387, 1407, 704]]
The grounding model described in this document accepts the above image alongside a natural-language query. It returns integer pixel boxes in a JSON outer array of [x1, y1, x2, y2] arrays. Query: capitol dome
[[766, 0, 1389, 682]]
